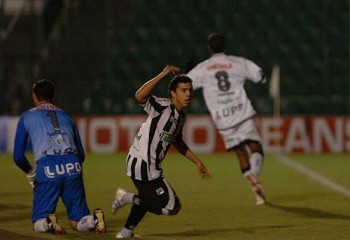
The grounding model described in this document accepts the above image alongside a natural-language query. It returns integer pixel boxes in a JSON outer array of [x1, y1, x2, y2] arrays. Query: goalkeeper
[[13, 79, 106, 234]]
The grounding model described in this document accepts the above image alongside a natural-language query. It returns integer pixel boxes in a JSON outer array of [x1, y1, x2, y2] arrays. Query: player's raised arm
[[135, 65, 179, 104]]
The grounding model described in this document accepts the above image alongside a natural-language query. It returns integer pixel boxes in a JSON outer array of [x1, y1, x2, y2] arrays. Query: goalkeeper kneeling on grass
[[111, 65, 211, 238], [13, 79, 106, 235]]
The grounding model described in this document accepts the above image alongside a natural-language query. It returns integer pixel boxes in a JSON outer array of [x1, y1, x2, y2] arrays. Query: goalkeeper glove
[[26, 168, 36, 188]]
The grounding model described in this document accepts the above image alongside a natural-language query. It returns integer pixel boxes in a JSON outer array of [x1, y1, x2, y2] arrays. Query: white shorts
[[218, 118, 262, 150]]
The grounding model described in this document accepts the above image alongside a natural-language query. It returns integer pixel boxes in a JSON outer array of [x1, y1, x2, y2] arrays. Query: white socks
[[34, 218, 49, 232], [35, 215, 96, 232], [118, 227, 134, 238], [124, 192, 136, 204], [77, 215, 95, 232], [249, 152, 263, 177]]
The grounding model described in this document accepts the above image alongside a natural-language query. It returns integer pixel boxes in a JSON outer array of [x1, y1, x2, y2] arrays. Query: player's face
[[171, 82, 193, 111]]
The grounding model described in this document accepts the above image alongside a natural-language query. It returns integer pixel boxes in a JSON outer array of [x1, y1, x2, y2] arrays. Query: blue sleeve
[[73, 123, 85, 162], [13, 116, 33, 173]]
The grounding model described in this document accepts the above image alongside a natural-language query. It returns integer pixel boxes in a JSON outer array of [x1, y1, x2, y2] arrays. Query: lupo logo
[[44, 162, 82, 178]]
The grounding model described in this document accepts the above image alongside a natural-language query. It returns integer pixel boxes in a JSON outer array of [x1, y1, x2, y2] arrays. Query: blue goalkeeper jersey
[[13, 103, 85, 173]]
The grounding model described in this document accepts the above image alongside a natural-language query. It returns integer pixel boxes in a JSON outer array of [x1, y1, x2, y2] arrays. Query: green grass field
[[1, 152, 350, 240]]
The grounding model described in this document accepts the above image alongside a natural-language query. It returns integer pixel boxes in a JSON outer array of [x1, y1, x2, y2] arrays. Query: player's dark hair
[[208, 33, 225, 53], [168, 74, 192, 98], [33, 79, 55, 102]]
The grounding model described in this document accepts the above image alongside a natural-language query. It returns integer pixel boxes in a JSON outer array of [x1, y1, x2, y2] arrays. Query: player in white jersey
[[110, 65, 211, 238], [187, 33, 266, 205]]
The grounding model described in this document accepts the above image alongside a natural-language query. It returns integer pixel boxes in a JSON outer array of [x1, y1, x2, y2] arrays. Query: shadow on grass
[[266, 202, 350, 220], [0, 204, 31, 223], [0, 229, 115, 240], [0, 204, 30, 210], [0, 229, 41, 240], [149, 225, 295, 238]]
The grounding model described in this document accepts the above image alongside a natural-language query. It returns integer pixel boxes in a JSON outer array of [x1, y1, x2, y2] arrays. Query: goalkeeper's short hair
[[33, 79, 55, 102]]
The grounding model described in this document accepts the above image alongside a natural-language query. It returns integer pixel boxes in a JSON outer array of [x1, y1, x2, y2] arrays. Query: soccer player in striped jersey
[[186, 33, 266, 205], [13, 79, 106, 234], [111, 65, 211, 238]]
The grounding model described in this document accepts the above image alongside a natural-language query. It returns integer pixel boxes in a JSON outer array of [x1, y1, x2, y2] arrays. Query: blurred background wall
[[0, 0, 349, 116]]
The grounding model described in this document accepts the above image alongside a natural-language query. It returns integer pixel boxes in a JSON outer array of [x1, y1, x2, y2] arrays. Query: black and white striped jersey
[[126, 95, 185, 181]]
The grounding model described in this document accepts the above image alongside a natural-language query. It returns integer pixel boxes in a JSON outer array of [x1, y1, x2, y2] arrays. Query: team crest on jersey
[[169, 116, 177, 124]]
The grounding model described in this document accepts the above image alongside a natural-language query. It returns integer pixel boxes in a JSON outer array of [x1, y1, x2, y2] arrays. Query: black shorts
[[132, 177, 180, 215]]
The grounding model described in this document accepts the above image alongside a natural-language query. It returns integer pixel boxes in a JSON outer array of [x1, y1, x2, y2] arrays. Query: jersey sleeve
[[142, 95, 170, 115], [13, 116, 33, 173], [172, 133, 189, 156], [243, 58, 265, 84], [73, 122, 85, 162], [187, 64, 204, 90]]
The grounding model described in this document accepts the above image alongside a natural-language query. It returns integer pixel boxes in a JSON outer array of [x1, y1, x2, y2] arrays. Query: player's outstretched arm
[[184, 149, 211, 179], [173, 138, 211, 179], [135, 65, 179, 104]]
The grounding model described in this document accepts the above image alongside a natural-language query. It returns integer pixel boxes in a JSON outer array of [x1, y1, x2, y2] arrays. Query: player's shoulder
[[226, 54, 249, 63], [153, 95, 171, 105], [21, 107, 39, 118], [191, 59, 210, 70], [146, 95, 171, 106]]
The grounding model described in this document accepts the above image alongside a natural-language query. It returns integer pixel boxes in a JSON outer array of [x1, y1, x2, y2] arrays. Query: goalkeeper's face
[[171, 83, 193, 111]]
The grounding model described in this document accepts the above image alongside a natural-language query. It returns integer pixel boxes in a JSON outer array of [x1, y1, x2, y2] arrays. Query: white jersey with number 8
[[187, 53, 265, 130]]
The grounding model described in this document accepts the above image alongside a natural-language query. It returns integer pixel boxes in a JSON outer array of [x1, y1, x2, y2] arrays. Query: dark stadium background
[[0, 0, 348, 116]]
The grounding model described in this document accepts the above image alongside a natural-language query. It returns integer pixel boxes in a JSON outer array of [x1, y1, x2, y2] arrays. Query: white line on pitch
[[273, 154, 350, 197]]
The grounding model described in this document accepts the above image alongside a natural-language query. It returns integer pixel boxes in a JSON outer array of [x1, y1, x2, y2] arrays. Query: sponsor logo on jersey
[[215, 103, 244, 119], [217, 98, 234, 105], [43, 147, 77, 156], [160, 131, 176, 144], [44, 162, 82, 178]]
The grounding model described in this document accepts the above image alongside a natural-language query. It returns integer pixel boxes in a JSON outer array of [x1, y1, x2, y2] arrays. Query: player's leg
[[243, 118, 265, 177], [134, 177, 181, 216], [116, 204, 146, 238], [112, 184, 144, 238], [34, 214, 66, 234], [113, 177, 181, 215], [114, 177, 181, 238], [62, 184, 106, 234], [246, 140, 264, 177], [241, 141, 266, 205], [67, 208, 106, 234], [62, 170, 106, 233], [219, 124, 252, 172], [62, 176, 92, 232], [111, 187, 137, 213], [236, 119, 266, 204], [32, 159, 65, 234], [230, 143, 250, 172], [230, 141, 266, 205], [243, 169, 266, 205]]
